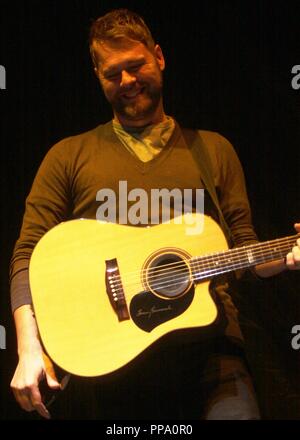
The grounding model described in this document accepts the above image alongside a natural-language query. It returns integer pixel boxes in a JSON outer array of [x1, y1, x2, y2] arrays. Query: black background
[[0, 0, 299, 420]]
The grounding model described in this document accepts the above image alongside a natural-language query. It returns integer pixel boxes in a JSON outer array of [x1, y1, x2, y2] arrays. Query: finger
[[46, 374, 61, 390], [286, 249, 300, 270], [286, 252, 294, 269], [33, 402, 51, 419], [12, 387, 35, 412], [46, 372, 61, 390], [294, 223, 300, 232], [30, 384, 51, 419], [292, 245, 300, 265]]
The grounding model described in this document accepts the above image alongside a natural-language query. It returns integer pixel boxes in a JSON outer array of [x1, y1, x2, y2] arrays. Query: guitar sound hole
[[146, 253, 191, 299]]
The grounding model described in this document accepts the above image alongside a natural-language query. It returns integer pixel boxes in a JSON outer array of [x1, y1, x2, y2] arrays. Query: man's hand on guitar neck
[[10, 304, 61, 419], [255, 223, 300, 278], [285, 223, 300, 270]]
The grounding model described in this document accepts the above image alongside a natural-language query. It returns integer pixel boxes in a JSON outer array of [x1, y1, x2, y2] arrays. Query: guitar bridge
[[105, 258, 130, 322]]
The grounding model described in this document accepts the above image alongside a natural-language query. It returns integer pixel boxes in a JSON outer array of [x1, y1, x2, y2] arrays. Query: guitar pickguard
[[130, 288, 194, 332]]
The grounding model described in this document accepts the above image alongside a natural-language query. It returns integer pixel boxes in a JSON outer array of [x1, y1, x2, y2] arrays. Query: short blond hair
[[89, 9, 155, 67]]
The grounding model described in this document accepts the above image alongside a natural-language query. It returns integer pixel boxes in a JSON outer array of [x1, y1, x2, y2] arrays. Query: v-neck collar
[[100, 120, 181, 175]]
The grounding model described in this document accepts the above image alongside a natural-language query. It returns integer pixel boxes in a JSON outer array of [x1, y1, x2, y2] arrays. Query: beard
[[111, 80, 163, 123]]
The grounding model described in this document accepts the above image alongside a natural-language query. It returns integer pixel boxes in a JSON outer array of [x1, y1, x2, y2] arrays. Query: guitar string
[[110, 256, 290, 302], [107, 240, 297, 300], [107, 237, 296, 286], [108, 240, 296, 296], [124, 254, 281, 294], [117, 248, 292, 301], [108, 237, 294, 288], [111, 265, 254, 303], [112, 234, 298, 282]]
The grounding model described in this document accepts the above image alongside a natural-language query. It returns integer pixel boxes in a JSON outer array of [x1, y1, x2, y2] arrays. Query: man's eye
[[104, 64, 143, 80], [129, 64, 143, 72], [106, 73, 120, 81]]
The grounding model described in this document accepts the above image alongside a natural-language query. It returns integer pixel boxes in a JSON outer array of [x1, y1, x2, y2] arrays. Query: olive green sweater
[[10, 120, 258, 340]]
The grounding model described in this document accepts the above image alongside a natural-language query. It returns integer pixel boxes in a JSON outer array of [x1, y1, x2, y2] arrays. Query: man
[[10, 9, 300, 420]]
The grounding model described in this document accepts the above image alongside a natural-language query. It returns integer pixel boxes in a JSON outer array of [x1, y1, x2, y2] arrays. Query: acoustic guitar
[[29, 214, 298, 377]]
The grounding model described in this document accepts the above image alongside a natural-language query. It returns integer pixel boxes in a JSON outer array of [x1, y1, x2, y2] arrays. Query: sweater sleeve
[[10, 139, 73, 312], [201, 131, 259, 247]]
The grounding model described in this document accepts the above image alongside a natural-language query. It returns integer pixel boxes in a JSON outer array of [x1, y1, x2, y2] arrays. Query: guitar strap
[[182, 128, 234, 247]]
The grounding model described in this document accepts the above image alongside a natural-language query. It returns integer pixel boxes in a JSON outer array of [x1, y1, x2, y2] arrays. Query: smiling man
[[90, 10, 165, 128], [10, 9, 300, 420], [93, 38, 165, 126]]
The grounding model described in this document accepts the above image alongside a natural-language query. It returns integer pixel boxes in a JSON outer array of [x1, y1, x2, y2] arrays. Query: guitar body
[[29, 214, 227, 377]]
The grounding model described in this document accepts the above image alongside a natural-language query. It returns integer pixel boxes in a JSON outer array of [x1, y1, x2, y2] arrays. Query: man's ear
[[154, 44, 165, 71]]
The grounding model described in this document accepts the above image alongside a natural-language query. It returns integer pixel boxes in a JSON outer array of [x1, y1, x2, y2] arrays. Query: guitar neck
[[192, 234, 299, 281]]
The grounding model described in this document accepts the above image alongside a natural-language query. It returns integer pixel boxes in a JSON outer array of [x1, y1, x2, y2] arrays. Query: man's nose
[[120, 70, 136, 87]]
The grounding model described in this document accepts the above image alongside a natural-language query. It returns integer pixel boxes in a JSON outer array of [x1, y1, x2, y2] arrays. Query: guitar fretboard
[[191, 234, 298, 281]]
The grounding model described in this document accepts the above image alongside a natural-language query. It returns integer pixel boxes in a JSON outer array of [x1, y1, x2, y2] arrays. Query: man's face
[[93, 38, 165, 127]]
